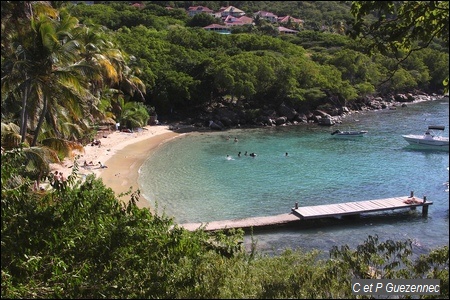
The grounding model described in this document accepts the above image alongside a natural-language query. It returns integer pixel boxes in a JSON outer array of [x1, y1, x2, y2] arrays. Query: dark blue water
[[139, 99, 449, 255]]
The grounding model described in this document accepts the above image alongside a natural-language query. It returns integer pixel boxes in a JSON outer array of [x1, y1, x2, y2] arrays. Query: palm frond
[[22, 146, 57, 176], [41, 138, 84, 159], [1, 122, 23, 149]]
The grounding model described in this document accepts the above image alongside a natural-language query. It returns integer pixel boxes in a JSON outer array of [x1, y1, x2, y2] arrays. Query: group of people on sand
[[83, 160, 108, 169], [50, 171, 67, 190], [91, 139, 102, 147], [83, 160, 95, 167]]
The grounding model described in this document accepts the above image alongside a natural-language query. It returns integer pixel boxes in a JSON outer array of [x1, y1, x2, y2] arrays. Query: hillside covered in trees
[[68, 1, 448, 123]]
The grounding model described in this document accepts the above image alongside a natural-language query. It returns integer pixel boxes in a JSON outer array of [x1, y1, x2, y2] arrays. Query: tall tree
[[2, 3, 93, 146], [348, 1, 449, 92]]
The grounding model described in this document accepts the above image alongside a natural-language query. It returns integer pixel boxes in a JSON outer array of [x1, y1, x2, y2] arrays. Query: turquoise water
[[139, 99, 449, 255]]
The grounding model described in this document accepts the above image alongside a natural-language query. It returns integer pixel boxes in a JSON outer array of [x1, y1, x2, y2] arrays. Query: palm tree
[[2, 4, 88, 145], [116, 98, 150, 129], [2, 2, 147, 158], [1, 1, 59, 143], [74, 21, 121, 122], [2, 3, 99, 183], [1, 122, 61, 184], [74, 21, 146, 128]]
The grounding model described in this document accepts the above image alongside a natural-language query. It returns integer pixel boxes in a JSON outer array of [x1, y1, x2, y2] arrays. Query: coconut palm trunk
[[32, 94, 48, 147], [20, 78, 31, 143]]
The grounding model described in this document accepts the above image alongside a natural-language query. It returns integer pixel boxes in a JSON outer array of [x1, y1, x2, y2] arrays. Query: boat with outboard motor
[[331, 129, 368, 138], [402, 125, 449, 150]]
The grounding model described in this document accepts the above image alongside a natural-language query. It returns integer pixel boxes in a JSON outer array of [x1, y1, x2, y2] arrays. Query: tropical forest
[[1, 1, 449, 298]]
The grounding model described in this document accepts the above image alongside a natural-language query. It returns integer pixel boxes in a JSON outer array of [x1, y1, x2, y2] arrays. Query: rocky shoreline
[[161, 92, 448, 131]]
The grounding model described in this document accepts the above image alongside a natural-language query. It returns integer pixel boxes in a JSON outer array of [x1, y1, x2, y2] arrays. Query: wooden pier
[[180, 195, 432, 232], [291, 196, 432, 220]]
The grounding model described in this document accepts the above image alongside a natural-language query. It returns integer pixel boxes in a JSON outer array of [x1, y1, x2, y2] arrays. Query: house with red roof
[[223, 15, 253, 26], [278, 15, 304, 26], [131, 2, 144, 9], [219, 6, 246, 18], [187, 6, 215, 17], [203, 24, 231, 34], [278, 26, 299, 35], [254, 11, 278, 23]]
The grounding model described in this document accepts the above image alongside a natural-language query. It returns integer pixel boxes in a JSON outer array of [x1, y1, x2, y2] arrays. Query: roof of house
[[203, 24, 229, 29], [188, 6, 214, 13], [255, 11, 278, 18], [220, 6, 245, 14], [224, 15, 253, 26], [131, 3, 144, 9], [278, 26, 299, 33], [278, 15, 304, 24]]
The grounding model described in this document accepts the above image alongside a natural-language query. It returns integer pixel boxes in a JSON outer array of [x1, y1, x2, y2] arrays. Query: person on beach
[[98, 162, 108, 168], [83, 160, 95, 168], [50, 171, 63, 190], [91, 139, 101, 146], [52, 171, 60, 182], [59, 172, 66, 182]]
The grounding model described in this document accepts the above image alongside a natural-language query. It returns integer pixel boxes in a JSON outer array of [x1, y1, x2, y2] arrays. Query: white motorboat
[[331, 129, 368, 138], [402, 125, 449, 150]]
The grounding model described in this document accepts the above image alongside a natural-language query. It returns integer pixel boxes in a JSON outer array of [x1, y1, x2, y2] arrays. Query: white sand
[[49, 125, 180, 209]]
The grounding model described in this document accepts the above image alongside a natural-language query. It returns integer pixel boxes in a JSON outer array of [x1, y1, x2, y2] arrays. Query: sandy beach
[[49, 125, 182, 209], [48, 124, 301, 231]]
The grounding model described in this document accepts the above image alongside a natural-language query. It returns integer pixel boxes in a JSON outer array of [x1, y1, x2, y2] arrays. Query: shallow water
[[139, 99, 449, 255]]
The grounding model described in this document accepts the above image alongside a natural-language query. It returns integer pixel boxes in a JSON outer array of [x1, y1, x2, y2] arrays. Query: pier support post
[[422, 205, 429, 216], [422, 196, 428, 216]]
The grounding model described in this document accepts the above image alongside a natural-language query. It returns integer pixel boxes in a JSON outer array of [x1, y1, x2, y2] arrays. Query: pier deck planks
[[180, 196, 432, 231], [292, 196, 432, 220]]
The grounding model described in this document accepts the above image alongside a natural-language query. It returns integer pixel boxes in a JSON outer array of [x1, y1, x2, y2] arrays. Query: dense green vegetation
[[67, 1, 448, 118], [348, 1, 449, 93], [2, 149, 449, 298], [1, 1, 449, 298]]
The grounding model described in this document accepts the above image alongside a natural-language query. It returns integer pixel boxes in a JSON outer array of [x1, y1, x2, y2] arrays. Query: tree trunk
[[20, 80, 30, 143], [32, 94, 47, 146]]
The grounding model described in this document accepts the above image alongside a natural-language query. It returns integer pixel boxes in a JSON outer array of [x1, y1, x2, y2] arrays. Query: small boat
[[331, 129, 368, 138], [402, 125, 449, 151]]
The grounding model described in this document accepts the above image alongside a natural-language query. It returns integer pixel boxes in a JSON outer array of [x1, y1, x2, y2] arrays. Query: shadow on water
[[244, 210, 438, 258], [243, 209, 431, 235], [402, 145, 449, 153]]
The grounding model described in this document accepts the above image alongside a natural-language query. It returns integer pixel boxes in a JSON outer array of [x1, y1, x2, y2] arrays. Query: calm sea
[[138, 98, 449, 255]]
